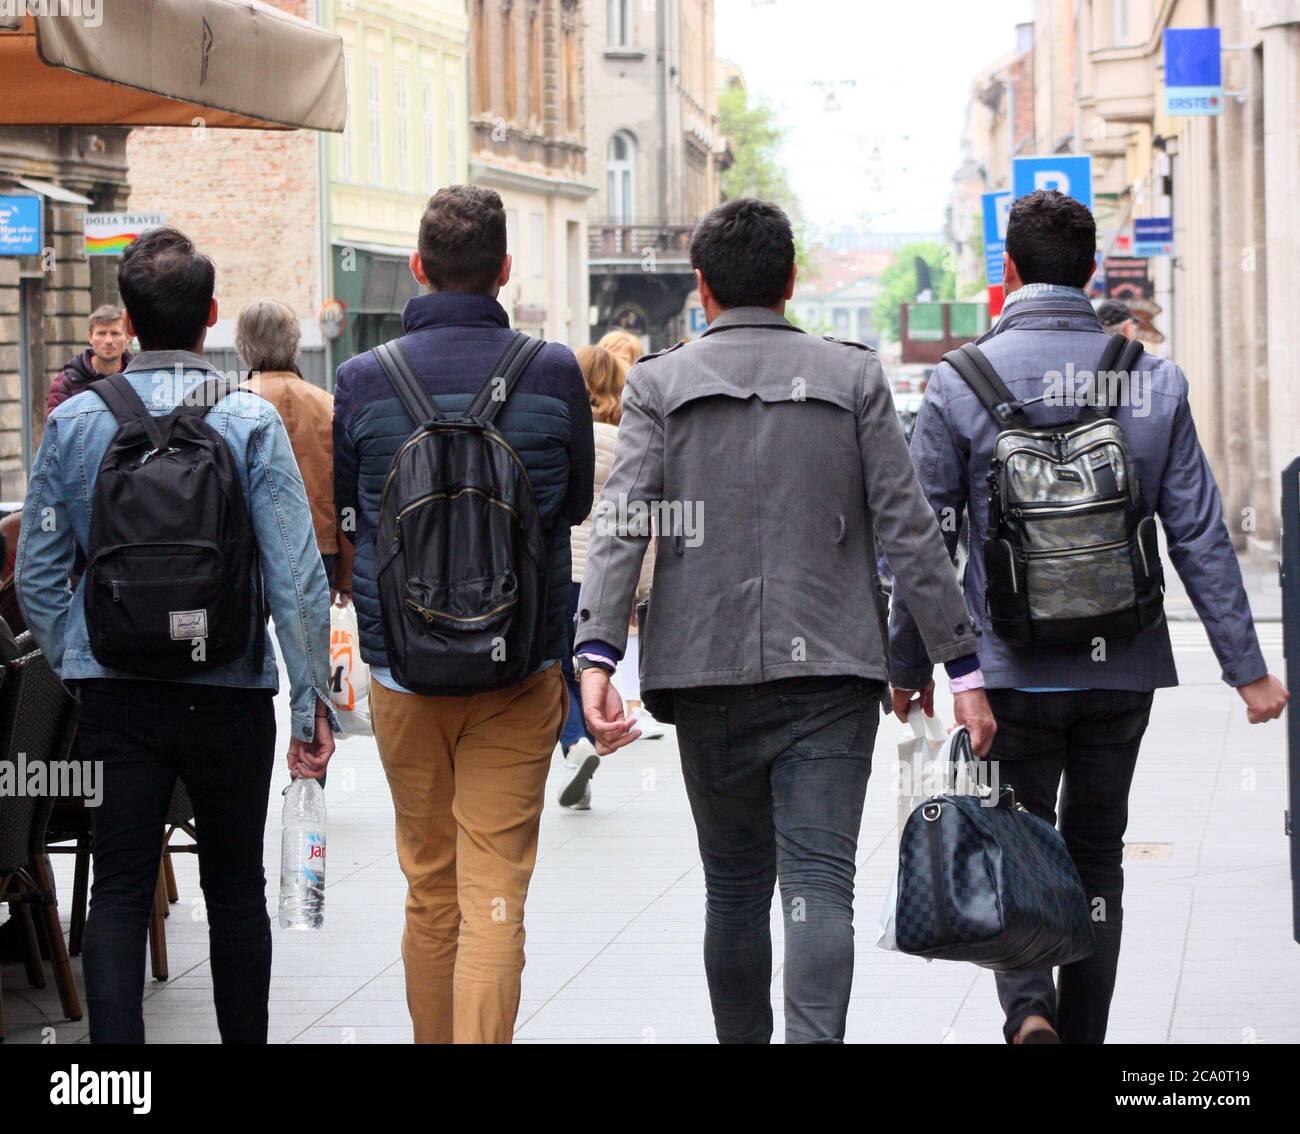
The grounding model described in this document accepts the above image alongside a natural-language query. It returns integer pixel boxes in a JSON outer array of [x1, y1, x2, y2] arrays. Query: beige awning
[[0, 1, 346, 132]]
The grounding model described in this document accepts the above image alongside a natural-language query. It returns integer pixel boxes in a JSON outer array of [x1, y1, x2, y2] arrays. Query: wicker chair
[[0, 645, 83, 1041]]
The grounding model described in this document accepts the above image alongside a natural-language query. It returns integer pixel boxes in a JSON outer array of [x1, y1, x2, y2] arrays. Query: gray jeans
[[674, 675, 883, 1044]]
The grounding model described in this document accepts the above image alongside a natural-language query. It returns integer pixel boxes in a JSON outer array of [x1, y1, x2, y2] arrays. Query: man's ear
[[123, 309, 137, 340], [207, 298, 218, 329], [496, 253, 512, 290], [409, 251, 431, 289], [1002, 251, 1019, 292], [783, 263, 797, 302]]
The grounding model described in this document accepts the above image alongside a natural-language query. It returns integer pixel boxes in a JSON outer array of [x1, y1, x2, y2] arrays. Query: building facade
[[587, 0, 728, 350], [468, 0, 592, 347], [0, 125, 130, 499]]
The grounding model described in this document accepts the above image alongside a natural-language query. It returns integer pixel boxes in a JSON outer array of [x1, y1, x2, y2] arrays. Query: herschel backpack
[[371, 332, 549, 695], [943, 333, 1164, 648], [84, 372, 260, 676]]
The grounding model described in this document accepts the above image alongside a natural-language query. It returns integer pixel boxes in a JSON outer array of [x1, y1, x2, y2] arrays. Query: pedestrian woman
[[558, 344, 655, 809], [597, 329, 645, 371]]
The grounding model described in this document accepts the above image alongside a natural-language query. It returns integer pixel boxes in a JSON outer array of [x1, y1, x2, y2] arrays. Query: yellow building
[[325, 0, 470, 362]]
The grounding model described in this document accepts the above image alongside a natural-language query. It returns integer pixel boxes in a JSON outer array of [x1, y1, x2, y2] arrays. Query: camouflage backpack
[[944, 333, 1164, 648]]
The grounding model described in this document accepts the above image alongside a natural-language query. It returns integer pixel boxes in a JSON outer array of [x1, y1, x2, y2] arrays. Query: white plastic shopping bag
[[876, 707, 949, 950], [329, 600, 372, 737]]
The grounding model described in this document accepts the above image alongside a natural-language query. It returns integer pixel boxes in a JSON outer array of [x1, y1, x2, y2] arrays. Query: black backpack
[[84, 373, 260, 676], [371, 332, 549, 695], [944, 333, 1164, 648]]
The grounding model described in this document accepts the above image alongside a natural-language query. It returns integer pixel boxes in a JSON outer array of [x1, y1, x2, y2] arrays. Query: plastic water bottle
[[279, 778, 326, 929]]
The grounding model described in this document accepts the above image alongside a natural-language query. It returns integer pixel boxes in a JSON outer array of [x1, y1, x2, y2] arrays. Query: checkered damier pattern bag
[[894, 728, 1095, 971]]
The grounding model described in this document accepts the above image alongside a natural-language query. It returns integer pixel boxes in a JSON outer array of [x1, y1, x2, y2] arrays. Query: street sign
[[0, 195, 43, 256], [982, 190, 1011, 287], [1164, 27, 1223, 117], [1134, 217, 1174, 258], [1012, 155, 1093, 212], [84, 212, 166, 257], [687, 306, 707, 335]]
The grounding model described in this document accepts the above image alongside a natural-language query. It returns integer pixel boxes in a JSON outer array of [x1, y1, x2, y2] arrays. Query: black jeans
[[75, 679, 277, 1044], [674, 675, 883, 1044], [986, 688, 1154, 1044]]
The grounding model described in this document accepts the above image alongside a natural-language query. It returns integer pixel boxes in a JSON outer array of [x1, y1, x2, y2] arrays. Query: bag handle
[[907, 704, 948, 745], [467, 332, 546, 425]]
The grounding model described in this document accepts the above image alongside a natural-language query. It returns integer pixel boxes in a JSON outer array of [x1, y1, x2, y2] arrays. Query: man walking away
[[16, 227, 337, 1043], [47, 304, 133, 416], [238, 299, 353, 603], [575, 198, 996, 1044], [890, 190, 1287, 1044], [333, 185, 594, 1044]]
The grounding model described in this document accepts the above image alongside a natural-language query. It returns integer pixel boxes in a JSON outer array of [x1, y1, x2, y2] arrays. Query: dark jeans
[[560, 581, 593, 753], [674, 675, 883, 1044], [75, 679, 277, 1044], [986, 687, 1154, 1044]]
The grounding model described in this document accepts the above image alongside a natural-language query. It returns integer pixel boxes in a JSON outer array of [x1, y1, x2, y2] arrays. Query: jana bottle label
[[303, 832, 326, 883]]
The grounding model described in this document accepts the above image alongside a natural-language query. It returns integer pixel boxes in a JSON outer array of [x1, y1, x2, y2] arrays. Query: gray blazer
[[890, 293, 1267, 692], [574, 306, 976, 692]]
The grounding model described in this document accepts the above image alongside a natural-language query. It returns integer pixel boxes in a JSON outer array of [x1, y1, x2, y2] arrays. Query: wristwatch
[[574, 655, 616, 676]]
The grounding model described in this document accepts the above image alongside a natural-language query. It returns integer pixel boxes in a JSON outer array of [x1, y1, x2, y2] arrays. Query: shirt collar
[[700, 306, 802, 336], [124, 349, 216, 375], [402, 291, 510, 333], [1001, 283, 1091, 311]]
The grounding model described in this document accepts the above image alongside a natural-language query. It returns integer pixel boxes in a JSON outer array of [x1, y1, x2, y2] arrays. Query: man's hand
[[953, 688, 997, 756], [331, 588, 352, 608], [1237, 674, 1289, 724], [288, 699, 336, 779], [892, 681, 935, 723], [581, 667, 640, 756]]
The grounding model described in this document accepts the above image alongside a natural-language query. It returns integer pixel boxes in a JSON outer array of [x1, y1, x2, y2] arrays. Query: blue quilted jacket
[[333, 292, 595, 670]]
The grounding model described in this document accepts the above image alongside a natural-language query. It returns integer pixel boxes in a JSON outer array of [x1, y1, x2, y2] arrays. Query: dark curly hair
[[689, 198, 795, 309], [417, 184, 508, 294], [1005, 189, 1098, 289]]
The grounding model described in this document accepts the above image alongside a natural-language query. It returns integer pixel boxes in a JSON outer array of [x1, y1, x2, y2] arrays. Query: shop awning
[[0, 0, 346, 132]]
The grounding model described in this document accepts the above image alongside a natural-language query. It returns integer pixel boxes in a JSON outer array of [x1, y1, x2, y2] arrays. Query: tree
[[717, 82, 811, 273], [874, 242, 956, 342]]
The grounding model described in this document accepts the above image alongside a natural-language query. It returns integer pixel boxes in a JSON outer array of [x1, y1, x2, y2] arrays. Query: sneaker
[[631, 709, 665, 740], [558, 739, 600, 808]]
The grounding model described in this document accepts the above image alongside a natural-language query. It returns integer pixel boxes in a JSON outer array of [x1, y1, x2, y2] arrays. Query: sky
[[715, 0, 1034, 238]]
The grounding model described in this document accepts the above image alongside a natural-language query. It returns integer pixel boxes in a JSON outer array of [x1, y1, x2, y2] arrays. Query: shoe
[[1015, 1016, 1060, 1044], [631, 709, 664, 740], [558, 739, 600, 808]]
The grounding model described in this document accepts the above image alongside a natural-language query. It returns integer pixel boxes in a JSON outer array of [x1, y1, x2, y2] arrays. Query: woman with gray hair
[[239, 299, 351, 600]]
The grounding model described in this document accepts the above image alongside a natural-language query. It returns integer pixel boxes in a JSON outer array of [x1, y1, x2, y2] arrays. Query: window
[[368, 60, 383, 183], [339, 52, 354, 180], [395, 71, 410, 189], [530, 213, 544, 277], [422, 80, 435, 189], [506, 209, 519, 268], [446, 83, 459, 179], [608, 0, 631, 48], [607, 131, 636, 224], [1113, 0, 1129, 44]]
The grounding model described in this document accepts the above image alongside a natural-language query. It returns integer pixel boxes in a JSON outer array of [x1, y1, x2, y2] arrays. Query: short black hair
[[1096, 298, 1133, 327], [689, 198, 795, 309], [418, 185, 508, 293], [117, 227, 215, 351], [1005, 189, 1097, 289]]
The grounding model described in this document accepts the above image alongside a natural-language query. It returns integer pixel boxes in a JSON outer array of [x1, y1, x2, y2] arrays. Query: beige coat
[[571, 420, 653, 597]]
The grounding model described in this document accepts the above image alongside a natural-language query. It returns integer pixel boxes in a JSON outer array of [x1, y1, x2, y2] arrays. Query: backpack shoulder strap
[[468, 332, 546, 425], [374, 339, 441, 427], [1082, 334, 1145, 416], [942, 343, 1031, 430], [96, 372, 165, 450], [168, 374, 237, 421]]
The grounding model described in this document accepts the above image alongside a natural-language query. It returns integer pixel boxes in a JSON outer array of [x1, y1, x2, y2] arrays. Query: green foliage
[[718, 83, 811, 275], [874, 241, 957, 341]]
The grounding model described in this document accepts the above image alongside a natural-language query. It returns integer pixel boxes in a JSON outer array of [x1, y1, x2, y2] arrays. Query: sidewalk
[[2, 618, 1294, 1044]]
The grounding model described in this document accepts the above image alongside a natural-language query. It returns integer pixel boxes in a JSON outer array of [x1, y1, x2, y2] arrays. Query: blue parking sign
[[982, 191, 1011, 287], [1164, 27, 1222, 116], [1013, 156, 1093, 212], [0, 195, 43, 256], [1133, 217, 1174, 258]]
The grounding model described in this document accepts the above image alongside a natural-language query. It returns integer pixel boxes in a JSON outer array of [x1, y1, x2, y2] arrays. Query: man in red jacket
[[46, 304, 133, 416]]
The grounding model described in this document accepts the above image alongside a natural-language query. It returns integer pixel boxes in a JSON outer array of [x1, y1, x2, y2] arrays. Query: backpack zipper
[[1022, 537, 1129, 560], [396, 486, 517, 524], [405, 595, 518, 626], [1010, 495, 1126, 520]]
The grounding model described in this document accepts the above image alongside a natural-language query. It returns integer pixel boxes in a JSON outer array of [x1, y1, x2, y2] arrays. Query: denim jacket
[[15, 351, 338, 742]]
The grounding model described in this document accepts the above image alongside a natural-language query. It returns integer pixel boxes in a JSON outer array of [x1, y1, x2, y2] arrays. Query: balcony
[[588, 222, 695, 273]]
